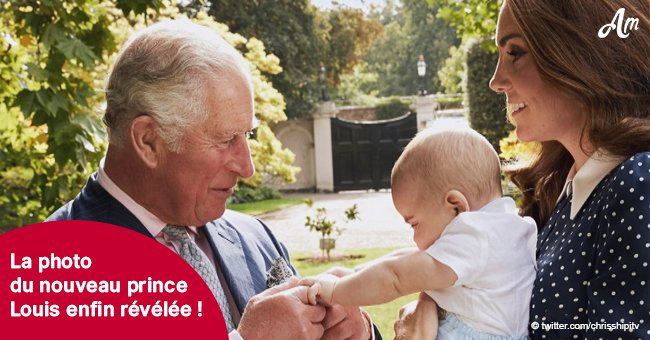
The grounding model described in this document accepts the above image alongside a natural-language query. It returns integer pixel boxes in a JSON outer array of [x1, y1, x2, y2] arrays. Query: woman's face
[[490, 3, 585, 146]]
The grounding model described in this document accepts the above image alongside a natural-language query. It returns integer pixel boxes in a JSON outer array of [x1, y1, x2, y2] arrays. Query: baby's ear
[[444, 190, 469, 216]]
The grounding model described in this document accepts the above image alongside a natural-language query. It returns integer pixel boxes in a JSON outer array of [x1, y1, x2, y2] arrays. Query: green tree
[[437, 42, 467, 94], [367, 0, 404, 26], [0, 1, 296, 231], [319, 7, 383, 86], [433, 0, 513, 154], [190, 1, 383, 118], [331, 62, 379, 106], [433, 0, 502, 94], [433, 0, 501, 48], [465, 40, 510, 152], [0, 0, 133, 231], [189, 0, 324, 118], [364, 0, 458, 96]]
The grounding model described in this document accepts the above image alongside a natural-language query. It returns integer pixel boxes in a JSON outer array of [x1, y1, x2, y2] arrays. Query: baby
[[301, 126, 537, 339]]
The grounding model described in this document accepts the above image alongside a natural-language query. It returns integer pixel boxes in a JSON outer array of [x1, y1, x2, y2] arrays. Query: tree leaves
[[25, 63, 50, 82], [42, 24, 66, 50], [115, 0, 164, 17], [1, 0, 141, 230], [56, 36, 98, 66], [432, 0, 501, 51], [14, 90, 37, 118], [198, 0, 324, 118], [364, 0, 458, 96], [1, 0, 298, 230]]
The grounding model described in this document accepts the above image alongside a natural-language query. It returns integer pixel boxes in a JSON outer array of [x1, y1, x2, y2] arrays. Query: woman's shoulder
[[616, 151, 650, 168], [610, 152, 650, 179], [600, 152, 650, 205]]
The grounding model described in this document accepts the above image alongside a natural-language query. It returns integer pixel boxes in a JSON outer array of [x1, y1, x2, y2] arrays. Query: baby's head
[[391, 126, 502, 250]]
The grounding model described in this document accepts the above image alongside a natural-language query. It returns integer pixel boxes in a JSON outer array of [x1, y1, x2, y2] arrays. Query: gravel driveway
[[259, 190, 414, 252]]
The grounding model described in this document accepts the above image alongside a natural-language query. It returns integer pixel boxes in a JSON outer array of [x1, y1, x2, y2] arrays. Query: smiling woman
[[490, 0, 649, 338]]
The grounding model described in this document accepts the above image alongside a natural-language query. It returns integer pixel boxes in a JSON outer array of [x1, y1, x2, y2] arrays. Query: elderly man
[[47, 20, 377, 340]]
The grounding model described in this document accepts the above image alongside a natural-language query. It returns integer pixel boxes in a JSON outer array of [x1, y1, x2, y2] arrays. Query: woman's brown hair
[[505, 0, 650, 227]]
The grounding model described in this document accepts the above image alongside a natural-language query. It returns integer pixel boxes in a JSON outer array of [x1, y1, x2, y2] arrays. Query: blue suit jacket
[[48, 173, 383, 339], [46, 172, 295, 314]]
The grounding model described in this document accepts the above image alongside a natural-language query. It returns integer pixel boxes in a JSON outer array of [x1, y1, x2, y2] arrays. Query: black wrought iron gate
[[331, 112, 417, 191]]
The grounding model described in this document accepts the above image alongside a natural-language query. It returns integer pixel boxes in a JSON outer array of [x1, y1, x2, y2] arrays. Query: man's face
[[153, 72, 255, 226]]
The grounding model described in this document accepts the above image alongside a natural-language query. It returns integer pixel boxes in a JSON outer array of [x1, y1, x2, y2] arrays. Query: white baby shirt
[[425, 197, 537, 337]]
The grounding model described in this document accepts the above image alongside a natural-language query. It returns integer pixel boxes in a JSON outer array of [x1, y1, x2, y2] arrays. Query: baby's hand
[[298, 273, 339, 305]]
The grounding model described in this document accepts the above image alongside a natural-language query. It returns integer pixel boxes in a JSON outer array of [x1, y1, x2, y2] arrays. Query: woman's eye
[[507, 48, 526, 62]]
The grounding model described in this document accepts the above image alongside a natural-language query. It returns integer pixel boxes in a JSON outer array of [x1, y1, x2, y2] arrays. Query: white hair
[[104, 20, 252, 151]]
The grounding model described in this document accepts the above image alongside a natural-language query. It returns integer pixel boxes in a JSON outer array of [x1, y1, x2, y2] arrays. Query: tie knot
[[162, 224, 189, 241]]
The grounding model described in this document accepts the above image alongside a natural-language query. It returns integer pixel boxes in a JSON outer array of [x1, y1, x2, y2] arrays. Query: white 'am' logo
[[598, 8, 640, 38]]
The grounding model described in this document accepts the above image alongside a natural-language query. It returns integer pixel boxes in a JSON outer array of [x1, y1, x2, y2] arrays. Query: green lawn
[[290, 247, 417, 338], [227, 197, 305, 216]]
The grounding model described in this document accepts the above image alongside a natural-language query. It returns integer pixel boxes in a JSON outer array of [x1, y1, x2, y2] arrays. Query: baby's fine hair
[[391, 125, 503, 206]]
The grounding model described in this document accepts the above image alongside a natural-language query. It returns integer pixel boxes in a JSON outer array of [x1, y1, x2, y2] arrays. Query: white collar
[[478, 196, 518, 214], [557, 151, 624, 219], [97, 157, 168, 237]]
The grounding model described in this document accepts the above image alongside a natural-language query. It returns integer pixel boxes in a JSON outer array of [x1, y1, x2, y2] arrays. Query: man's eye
[[216, 137, 235, 148]]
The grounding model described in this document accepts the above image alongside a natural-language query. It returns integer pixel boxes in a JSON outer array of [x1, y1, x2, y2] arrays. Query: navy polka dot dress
[[529, 152, 650, 339]]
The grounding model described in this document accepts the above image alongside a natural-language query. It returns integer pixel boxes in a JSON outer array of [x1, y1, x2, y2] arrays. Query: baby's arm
[[353, 247, 419, 272], [334, 250, 457, 306], [301, 250, 457, 306]]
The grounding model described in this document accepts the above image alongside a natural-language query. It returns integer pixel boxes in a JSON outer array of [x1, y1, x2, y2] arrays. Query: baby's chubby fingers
[[298, 276, 318, 287], [307, 282, 321, 305], [298, 276, 320, 287], [298, 276, 322, 305], [299, 274, 339, 305]]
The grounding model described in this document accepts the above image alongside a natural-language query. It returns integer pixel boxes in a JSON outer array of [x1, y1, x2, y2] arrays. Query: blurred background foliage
[[0, 0, 297, 230]]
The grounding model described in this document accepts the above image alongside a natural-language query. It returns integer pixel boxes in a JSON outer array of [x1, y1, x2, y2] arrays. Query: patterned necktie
[[162, 225, 235, 331]]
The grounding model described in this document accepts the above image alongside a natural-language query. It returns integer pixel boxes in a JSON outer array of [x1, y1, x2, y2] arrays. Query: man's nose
[[229, 136, 255, 179]]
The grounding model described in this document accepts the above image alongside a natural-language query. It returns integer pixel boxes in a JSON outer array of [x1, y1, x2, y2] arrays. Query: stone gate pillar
[[415, 95, 437, 131], [312, 101, 337, 192]]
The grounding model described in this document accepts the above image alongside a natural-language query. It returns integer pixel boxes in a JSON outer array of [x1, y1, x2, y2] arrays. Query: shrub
[[465, 40, 512, 153], [231, 183, 282, 203], [375, 98, 411, 120], [499, 130, 540, 163], [437, 95, 464, 110], [499, 130, 541, 209]]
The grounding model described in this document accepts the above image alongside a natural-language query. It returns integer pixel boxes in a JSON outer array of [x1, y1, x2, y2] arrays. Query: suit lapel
[[204, 220, 255, 313]]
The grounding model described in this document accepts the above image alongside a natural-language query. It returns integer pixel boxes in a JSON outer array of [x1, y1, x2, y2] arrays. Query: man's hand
[[320, 266, 371, 340], [321, 304, 370, 340], [393, 293, 438, 340], [238, 277, 326, 340]]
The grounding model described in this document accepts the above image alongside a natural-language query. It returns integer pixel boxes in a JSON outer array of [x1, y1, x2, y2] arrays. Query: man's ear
[[444, 190, 470, 216], [129, 115, 165, 169]]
